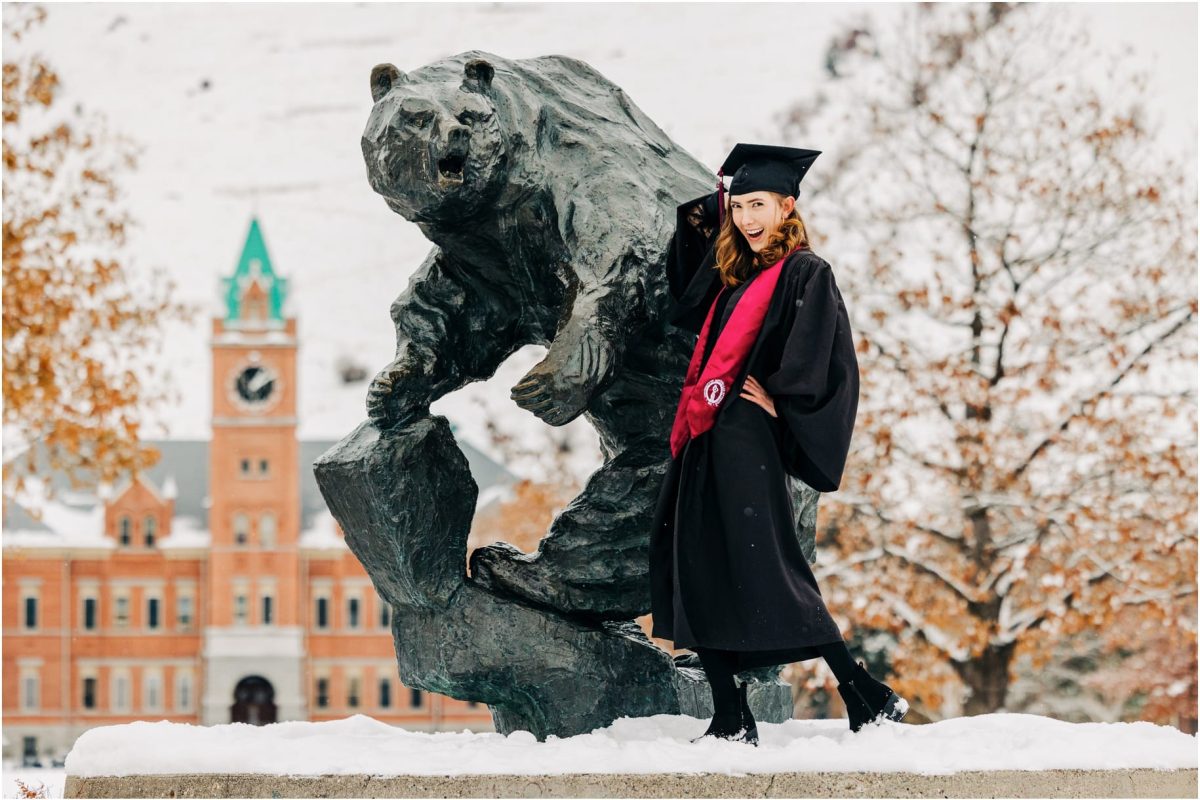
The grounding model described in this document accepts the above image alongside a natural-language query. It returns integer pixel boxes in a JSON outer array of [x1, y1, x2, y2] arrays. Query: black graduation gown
[[648, 194, 861, 671]]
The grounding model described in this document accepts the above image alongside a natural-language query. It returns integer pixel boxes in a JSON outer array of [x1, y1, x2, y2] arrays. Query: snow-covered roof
[[4, 436, 518, 554], [159, 516, 211, 551], [475, 483, 516, 514], [2, 479, 111, 551], [298, 508, 347, 552]]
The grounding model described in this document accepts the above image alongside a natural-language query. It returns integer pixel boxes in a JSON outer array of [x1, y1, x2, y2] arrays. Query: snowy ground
[[63, 713, 1196, 779]]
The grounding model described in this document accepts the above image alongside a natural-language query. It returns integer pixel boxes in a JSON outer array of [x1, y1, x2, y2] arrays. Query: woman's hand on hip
[[740, 375, 777, 418]]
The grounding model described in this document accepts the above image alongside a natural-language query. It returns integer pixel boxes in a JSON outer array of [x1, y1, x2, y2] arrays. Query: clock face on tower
[[228, 363, 279, 411]]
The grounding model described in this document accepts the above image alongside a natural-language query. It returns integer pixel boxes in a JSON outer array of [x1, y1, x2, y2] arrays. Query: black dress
[[648, 194, 861, 672]]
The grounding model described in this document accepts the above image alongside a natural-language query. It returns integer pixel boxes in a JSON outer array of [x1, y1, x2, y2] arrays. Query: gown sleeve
[[665, 192, 723, 334], [762, 256, 861, 492]]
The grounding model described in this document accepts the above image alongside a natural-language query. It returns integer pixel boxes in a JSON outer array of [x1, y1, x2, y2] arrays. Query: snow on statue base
[[61, 714, 1199, 799]]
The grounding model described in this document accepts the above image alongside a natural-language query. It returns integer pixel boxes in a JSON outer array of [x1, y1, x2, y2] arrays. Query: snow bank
[[64, 713, 1196, 778]]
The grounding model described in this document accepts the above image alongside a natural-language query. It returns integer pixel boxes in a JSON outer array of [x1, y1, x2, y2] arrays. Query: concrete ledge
[[65, 768, 1197, 798]]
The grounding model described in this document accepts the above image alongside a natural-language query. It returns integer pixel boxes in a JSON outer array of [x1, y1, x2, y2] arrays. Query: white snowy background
[[2, 0, 1194, 485], [1, 1, 1196, 793]]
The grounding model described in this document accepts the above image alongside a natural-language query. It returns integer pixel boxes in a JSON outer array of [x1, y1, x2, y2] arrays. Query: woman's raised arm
[[665, 191, 723, 334]]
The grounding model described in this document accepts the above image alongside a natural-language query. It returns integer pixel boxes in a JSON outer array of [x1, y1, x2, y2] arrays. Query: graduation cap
[[715, 143, 821, 227]]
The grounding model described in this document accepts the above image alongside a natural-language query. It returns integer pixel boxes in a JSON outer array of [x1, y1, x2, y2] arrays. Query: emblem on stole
[[702, 378, 727, 407]]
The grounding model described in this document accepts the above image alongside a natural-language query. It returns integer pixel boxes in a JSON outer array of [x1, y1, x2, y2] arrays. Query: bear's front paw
[[366, 359, 430, 429], [510, 325, 613, 426]]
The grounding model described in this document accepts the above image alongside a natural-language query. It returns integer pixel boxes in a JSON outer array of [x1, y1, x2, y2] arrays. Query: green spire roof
[[222, 217, 289, 322]]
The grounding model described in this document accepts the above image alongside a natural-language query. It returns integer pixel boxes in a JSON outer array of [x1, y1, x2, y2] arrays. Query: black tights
[[694, 648, 740, 718], [695, 639, 858, 716]]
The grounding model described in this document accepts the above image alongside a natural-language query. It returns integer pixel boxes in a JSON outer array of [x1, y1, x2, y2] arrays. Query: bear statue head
[[361, 56, 508, 221]]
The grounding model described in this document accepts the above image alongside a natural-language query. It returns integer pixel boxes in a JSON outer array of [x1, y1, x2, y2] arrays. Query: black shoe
[[691, 681, 758, 745], [836, 660, 909, 733], [737, 681, 760, 746], [689, 710, 745, 743]]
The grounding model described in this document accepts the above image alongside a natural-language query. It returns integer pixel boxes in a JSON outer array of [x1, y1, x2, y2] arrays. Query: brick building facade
[[2, 219, 512, 765]]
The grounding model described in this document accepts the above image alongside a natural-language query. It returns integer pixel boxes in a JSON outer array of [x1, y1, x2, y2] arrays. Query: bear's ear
[[462, 58, 495, 93], [370, 64, 408, 103]]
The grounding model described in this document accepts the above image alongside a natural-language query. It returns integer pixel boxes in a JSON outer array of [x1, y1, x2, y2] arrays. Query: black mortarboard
[[714, 143, 821, 227]]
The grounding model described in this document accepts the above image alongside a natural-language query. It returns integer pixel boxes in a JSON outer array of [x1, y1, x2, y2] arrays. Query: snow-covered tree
[[3, 5, 191, 506], [785, 3, 1197, 719]]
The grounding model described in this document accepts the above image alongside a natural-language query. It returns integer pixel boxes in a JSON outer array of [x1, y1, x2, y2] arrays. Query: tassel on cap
[[716, 168, 725, 228]]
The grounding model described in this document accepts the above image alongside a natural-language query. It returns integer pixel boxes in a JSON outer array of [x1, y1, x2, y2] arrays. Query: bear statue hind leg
[[469, 440, 666, 619]]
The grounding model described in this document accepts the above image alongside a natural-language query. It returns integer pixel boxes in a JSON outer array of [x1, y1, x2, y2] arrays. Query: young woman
[[648, 143, 908, 745]]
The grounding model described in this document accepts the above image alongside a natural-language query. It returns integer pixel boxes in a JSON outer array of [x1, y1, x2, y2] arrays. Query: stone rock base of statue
[[64, 769, 1198, 799], [313, 416, 796, 739]]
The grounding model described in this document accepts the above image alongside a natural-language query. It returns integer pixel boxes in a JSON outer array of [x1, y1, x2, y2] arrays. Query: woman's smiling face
[[730, 191, 795, 253]]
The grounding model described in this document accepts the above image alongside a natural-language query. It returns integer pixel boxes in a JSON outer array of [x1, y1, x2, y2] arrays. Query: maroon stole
[[668, 247, 800, 459]]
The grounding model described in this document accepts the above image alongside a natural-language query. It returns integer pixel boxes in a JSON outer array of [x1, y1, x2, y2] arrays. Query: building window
[[21, 669, 39, 711], [22, 737, 37, 766], [177, 594, 194, 630], [259, 458, 269, 476], [144, 515, 157, 547], [144, 672, 162, 711], [410, 687, 423, 709], [347, 676, 360, 708], [22, 595, 38, 630], [82, 676, 97, 709], [379, 678, 391, 709], [316, 678, 329, 708], [261, 595, 274, 626], [233, 592, 248, 625], [259, 512, 276, 548], [112, 671, 130, 712], [347, 597, 361, 629], [240, 458, 251, 476], [83, 596, 98, 630], [379, 601, 391, 629], [114, 595, 130, 628], [233, 513, 250, 546], [315, 597, 329, 629], [175, 672, 193, 712], [147, 597, 161, 630], [118, 516, 132, 546]]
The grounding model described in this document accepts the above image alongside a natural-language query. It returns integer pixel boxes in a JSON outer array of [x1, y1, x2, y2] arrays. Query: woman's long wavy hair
[[714, 192, 810, 288]]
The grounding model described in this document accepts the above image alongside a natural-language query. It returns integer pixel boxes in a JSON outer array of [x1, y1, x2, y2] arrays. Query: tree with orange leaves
[[780, 3, 1196, 722], [3, 5, 191, 507]]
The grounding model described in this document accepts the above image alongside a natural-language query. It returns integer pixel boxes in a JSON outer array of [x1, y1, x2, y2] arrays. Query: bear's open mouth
[[437, 153, 466, 183]]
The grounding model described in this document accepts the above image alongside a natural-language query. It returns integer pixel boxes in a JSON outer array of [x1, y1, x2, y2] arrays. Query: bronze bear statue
[[315, 51, 800, 739], [359, 50, 713, 618]]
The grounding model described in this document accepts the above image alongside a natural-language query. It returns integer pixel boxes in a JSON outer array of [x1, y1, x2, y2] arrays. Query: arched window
[[233, 513, 250, 546], [241, 280, 269, 324], [144, 515, 157, 547], [379, 600, 391, 629], [259, 512, 276, 548], [118, 516, 132, 546]]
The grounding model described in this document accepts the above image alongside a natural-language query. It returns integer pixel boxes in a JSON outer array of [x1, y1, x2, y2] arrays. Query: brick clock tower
[[202, 218, 305, 724]]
